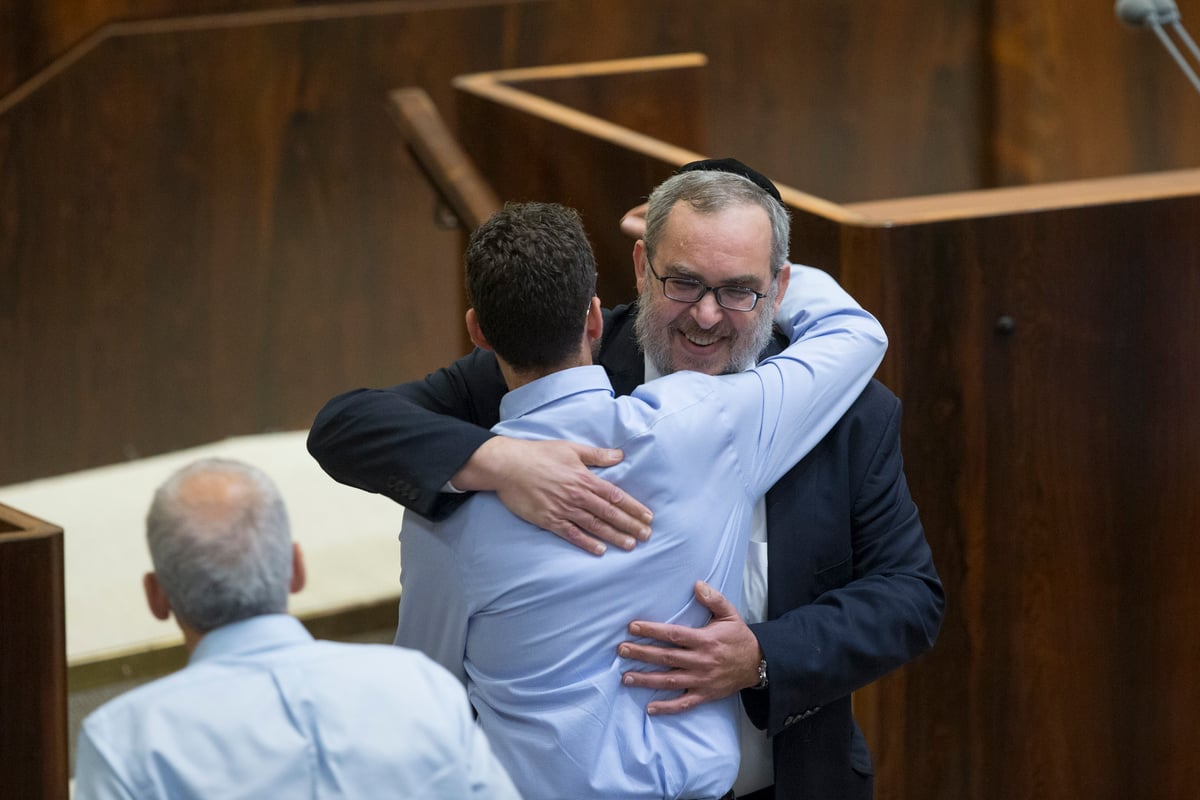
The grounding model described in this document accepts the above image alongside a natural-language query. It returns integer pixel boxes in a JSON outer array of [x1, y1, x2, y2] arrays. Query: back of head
[[643, 160, 791, 273], [146, 458, 292, 633], [465, 202, 597, 372]]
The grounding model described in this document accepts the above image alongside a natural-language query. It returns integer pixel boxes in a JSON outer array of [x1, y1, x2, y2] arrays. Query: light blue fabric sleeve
[[457, 691, 524, 800], [730, 261, 888, 493], [74, 723, 138, 800]]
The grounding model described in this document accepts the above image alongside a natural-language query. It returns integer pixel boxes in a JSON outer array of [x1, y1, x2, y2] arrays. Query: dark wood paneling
[[459, 84, 681, 305], [1, 8, 514, 485], [991, 0, 1200, 186], [0, 505, 68, 800], [513, 64, 708, 151], [454, 55, 710, 305], [12, 0, 983, 486], [701, 0, 989, 203], [0, 2, 493, 98], [832, 188, 1200, 800]]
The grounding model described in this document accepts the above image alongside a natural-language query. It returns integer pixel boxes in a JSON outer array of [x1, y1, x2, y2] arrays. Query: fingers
[[552, 516, 634, 553], [619, 203, 649, 240], [619, 640, 677, 668], [646, 694, 707, 716], [571, 444, 624, 468], [621, 666, 694, 691], [693, 581, 737, 618], [625, 619, 701, 647], [569, 444, 653, 530], [562, 448, 653, 545], [620, 668, 718, 716], [548, 522, 609, 556]]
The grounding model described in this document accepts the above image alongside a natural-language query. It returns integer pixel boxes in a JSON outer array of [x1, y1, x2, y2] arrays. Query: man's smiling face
[[634, 201, 786, 376]]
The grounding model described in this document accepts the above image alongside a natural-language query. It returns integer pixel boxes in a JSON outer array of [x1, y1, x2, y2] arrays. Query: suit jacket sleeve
[[741, 388, 945, 736], [306, 348, 509, 520]]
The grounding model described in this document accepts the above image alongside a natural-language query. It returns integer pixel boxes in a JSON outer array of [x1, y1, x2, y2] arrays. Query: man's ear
[[632, 240, 648, 297], [771, 262, 792, 317], [143, 572, 171, 621], [585, 296, 604, 342], [465, 308, 493, 352], [290, 543, 307, 594]]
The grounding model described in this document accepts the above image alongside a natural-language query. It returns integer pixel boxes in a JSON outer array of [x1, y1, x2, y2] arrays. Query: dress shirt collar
[[498, 365, 614, 421], [190, 613, 313, 665]]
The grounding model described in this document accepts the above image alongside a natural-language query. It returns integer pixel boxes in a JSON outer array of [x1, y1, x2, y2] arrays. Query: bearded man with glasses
[[308, 159, 943, 800]]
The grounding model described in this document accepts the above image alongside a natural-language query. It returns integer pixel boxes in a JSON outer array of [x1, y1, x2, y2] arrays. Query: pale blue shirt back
[[74, 614, 520, 800], [395, 266, 886, 799]]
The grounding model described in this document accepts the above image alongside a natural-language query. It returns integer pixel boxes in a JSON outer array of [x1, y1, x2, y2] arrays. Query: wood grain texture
[[830, 188, 1200, 800], [1, 8, 507, 485], [388, 87, 501, 231], [11, 0, 975, 486], [10, 0, 1189, 486], [990, 0, 1200, 186], [455, 54, 711, 305], [0, 505, 68, 800]]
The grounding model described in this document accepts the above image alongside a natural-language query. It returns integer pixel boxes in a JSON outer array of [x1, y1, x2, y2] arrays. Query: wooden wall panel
[[0, 2, 494, 98], [700, 0, 988, 203], [458, 84, 681, 305], [830, 187, 1200, 800], [12, 0, 983, 486], [991, 0, 1200, 186], [454, 55, 711, 305], [1, 8, 517, 485]]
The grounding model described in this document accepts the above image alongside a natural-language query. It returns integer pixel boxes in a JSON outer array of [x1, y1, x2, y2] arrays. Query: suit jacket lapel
[[598, 302, 646, 398]]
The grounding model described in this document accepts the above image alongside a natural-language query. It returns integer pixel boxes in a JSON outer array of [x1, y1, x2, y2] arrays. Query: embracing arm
[[741, 394, 944, 735], [307, 348, 507, 520], [308, 346, 652, 550], [623, 391, 943, 719]]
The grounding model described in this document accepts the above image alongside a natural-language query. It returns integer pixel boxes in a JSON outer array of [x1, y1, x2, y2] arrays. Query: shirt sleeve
[[73, 722, 138, 800], [728, 264, 889, 494], [306, 348, 508, 519]]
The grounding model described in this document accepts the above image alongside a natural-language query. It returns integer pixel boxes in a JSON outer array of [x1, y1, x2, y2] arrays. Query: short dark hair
[[465, 202, 597, 372]]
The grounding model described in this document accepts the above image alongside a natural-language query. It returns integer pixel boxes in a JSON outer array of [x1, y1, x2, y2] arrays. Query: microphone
[[1116, 0, 1180, 25], [1116, 0, 1200, 95]]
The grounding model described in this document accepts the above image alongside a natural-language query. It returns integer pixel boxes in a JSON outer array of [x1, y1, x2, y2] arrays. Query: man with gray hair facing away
[[74, 457, 520, 800]]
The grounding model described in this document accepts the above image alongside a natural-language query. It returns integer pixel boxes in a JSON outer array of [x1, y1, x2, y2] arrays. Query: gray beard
[[634, 294, 776, 377]]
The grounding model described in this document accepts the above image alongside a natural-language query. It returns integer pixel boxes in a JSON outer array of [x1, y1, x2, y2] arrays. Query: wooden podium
[[0, 504, 68, 800], [443, 54, 1200, 800]]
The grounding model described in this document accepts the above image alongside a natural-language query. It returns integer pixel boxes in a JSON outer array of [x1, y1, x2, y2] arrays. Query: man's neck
[[499, 347, 593, 391]]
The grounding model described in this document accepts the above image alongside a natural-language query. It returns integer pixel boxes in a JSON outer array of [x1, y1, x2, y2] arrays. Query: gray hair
[[146, 458, 292, 633], [643, 169, 791, 274]]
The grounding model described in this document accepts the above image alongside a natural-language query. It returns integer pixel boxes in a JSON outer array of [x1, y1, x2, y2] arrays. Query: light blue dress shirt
[[74, 614, 521, 800], [395, 266, 886, 800]]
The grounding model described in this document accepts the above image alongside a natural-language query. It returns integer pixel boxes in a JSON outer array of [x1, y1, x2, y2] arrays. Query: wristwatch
[[753, 657, 769, 690]]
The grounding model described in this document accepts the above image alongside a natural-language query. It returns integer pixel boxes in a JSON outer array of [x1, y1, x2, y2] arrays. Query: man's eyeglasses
[[645, 256, 767, 312]]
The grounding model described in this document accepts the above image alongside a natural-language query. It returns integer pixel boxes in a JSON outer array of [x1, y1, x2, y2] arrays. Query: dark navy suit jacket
[[309, 301, 944, 800]]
